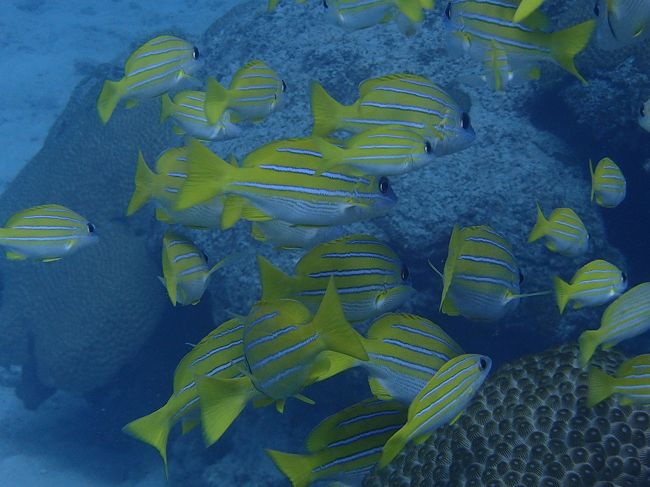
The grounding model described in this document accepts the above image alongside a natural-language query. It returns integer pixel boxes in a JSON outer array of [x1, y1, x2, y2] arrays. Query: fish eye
[[378, 177, 390, 194], [323, 0, 328, 8], [424, 141, 432, 154], [519, 269, 525, 285], [445, 2, 452, 19], [401, 265, 410, 281], [479, 358, 488, 370], [192, 47, 200, 60], [593, 2, 599, 16], [281, 80, 287, 92], [461, 112, 471, 129], [87, 222, 95, 233], [640, 104, 646, 117]]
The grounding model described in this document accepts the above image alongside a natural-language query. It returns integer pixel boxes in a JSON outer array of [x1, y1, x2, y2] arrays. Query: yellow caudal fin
[[550, 20, 596, 85], [196, 375, 255, 447], [266, 449, 314, 487], [396, 0, 423, 22], [205, 77, 230, 125], [176, 139, 232, 211], [587, 367, 615, 407], [553, 276, 572, 314], [588, 159, 595, 201], [160, 94, 175, 124], [126, 151, 156, 216], [578, 329, 601, 368], [527, 203, 548, 243], [122, 402, 174, 477], [513, 0, 544, 23], [267, 0, 279, 11], [312, 136, 345, 170], [310, 81, 345, 137], [312, 278, 368, 362], [378, 428, 409, 468], [96, 79, 125, 124], [257, 255, 293, 300]]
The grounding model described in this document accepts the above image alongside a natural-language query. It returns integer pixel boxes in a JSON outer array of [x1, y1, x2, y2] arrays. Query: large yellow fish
[[96, 35, 200, 124]]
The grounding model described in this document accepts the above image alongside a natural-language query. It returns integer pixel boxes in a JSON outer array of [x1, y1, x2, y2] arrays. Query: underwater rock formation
[[364, 342, 650, 487]]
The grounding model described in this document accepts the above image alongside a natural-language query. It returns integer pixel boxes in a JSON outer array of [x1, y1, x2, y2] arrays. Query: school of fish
[[2, 1, 650, 485]]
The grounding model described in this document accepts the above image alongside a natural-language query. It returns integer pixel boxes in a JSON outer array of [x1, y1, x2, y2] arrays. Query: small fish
[[311, 73, 475, 156], [588, 354, 650, 407], [126, 149, 223, 229], [513, 0, 545, 23], [315, 125, 434, 176], [640, 97, 650, 132], [122, 318, 244, 475], [594, 0, 650, 50], [160, 231, 227, 306], [176, 139, 397, 229], [0, 204, 98, 262], [444, 0, 595, 84], [96, 35, 200, 124], [205, 60, 285, 125], [323, 0, 433, 32], [589, 158, 626, 208], [553, 260, 628, 314], [436, 225, 525, 321], [528, 204, 589, 257], [251, 219, 344, 250], [160, 91, 242, 141], [579, 283, 650, 367], [267, 398, 407, 487], [196, 279, 368, 446], [378, 354, 492, 468], [257, 234, 414, 322]]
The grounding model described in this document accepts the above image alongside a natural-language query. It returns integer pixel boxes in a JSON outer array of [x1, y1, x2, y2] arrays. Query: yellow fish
[[588, 354, 650, 407], [589, 157, 626, 208], [528, 204, 589, 257]]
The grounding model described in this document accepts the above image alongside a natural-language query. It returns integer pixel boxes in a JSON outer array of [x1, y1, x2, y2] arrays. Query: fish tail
[[550, 19, 596, 85], [378, 428, 409, 468], [122, 404, 172, 478], [310, 81, 345, 137], [395, 0, 424, 22], [267, 0, 279, 10], [552, 276, 572, 314], [160, 94, 174, 124], [176, 140, 231, 211], [587, 366, 615, 407], [257, 255, 293, 300], [312, 136, 345, 171], [205, 77, 230, 125], [513, 0, 544, 23], [96, 79, 125, 124], [196, 376, 254, 447], [312, 278, 368, 362], [527, 203, 548, 243], [265, 449, 314, 487], [588, 159, 595, 201], [126, 151, 156, 216], [578, 329, 601, 368]]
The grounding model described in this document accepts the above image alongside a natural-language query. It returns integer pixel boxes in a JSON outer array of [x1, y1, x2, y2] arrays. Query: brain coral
[[364, 343, 650, 487]]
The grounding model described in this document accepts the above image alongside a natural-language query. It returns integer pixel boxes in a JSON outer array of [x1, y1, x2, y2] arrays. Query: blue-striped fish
[[258, 234, 414, 322], [122, 318, 244, 474], [0, 204, 98, 262], [267, 398, 407, 487], [205, 60, 285, 125], [315, 125, 434, 176], [554, 260, 627, 314], [436, 225, 524, 321], [378, 354, 492, 468], [267, 0, 306, 10], [311, 73, 475, 156], [324, 0, 433, 32], [589, 157, 626, 208], [126, 148, 224, 229], [444, 0, 595, 84], [96, 35, 200, 124], [579, 282, 650, 367], [160, 231, 227, 306], [175, 139, 397, 229], [160, 91, 241, 141], [528, 204, 589, 257], [588, 354, 650, 407], [513, 0, 545, 23], [594, 0, 650, 50], [640, 97, 650, 132], [362, 313, 464, 403], [251, 219, 344, 250], [195, 279, 368, 446]]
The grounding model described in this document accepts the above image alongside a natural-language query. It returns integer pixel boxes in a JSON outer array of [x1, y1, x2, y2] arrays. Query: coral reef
[[364, 343, 650, 487]]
